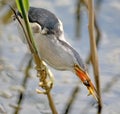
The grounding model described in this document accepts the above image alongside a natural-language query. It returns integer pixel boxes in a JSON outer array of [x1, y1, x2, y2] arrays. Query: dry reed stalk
[[87, 0, 102, 113]]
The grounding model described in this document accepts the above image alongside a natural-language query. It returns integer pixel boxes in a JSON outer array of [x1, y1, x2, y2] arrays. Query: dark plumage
[[29, 7, 58, 30]]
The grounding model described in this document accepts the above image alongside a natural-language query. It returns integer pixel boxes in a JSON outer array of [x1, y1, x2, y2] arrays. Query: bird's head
[[74, 64, 99, 101]]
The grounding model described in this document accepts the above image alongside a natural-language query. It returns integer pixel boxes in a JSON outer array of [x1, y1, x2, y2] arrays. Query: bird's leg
[[35, 62, 54, 94]]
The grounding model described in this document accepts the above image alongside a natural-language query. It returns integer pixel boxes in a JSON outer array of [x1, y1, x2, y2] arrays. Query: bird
[[16, 7, 98, 101]]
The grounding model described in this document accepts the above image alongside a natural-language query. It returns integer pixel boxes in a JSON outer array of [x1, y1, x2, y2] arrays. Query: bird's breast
[[34, 33, 75, 71]]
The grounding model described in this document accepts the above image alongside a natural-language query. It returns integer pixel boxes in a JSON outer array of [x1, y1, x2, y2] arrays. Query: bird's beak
[[74, 65, 99, 101]]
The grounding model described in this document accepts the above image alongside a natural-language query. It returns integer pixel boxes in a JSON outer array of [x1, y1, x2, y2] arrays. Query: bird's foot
[[36, 81, 53, 94], [35, 62, 54, 94]]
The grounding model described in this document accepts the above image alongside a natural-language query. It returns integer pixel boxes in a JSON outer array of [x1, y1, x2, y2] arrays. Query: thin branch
[[47, 93, 58, 114]]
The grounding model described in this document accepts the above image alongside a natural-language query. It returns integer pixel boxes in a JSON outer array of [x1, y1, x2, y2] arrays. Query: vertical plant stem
[[87, 0, 102, 113], [18, 0, 37, 53], [47, 93, 58, 114]]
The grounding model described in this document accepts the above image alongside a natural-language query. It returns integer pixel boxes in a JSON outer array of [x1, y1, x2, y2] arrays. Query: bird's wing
[[58, 39, 87, 72]]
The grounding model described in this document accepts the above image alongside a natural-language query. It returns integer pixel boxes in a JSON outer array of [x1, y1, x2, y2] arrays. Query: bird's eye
[[83, 80, 90, 87]]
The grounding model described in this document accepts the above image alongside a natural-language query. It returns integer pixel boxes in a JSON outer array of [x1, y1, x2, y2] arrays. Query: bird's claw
[[39, 80, 53, 89], [35, 62, 54, 94], [36, 88, 47, 94], [36, 80, 53, 94]]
